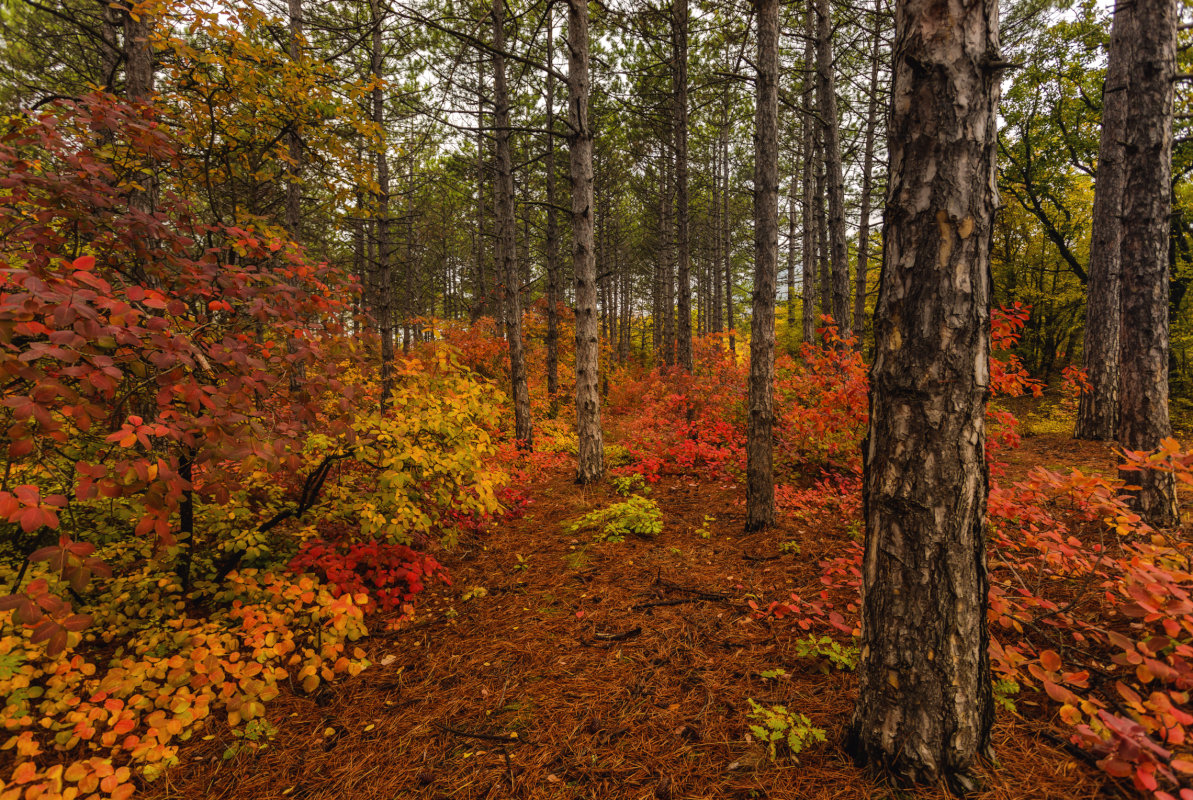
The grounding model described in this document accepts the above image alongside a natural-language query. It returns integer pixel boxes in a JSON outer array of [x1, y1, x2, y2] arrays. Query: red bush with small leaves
[[288, 540, 450, 613]]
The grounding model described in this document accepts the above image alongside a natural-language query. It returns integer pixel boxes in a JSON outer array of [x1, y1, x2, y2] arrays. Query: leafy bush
[[792, 634, 858, 672], [746, 699, 826, 761], [612, 473, 648, 497], [569, 495, 662, 543], [288, 540, 449, 613]]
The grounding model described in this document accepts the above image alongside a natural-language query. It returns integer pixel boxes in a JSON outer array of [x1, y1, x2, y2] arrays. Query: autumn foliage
[[0, 94, 511, 799]]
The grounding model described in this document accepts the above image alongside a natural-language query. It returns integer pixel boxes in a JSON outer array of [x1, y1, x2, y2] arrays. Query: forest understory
[[147, 415, 1123, 800]]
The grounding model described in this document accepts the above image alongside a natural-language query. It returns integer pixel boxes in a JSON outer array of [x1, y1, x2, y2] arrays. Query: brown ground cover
[[150, 429, 1126, 800]]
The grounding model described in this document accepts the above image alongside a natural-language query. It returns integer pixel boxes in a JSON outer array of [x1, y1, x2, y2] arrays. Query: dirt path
[[152, 435, 1115, 800]]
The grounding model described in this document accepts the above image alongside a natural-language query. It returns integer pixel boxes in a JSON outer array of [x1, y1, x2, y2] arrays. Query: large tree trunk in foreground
[[848, 0, 1000, 788], [1076, 2, 1132, 441], [1118, 0, 1178, 526], [746, 0, 779, 532], [568, 0, 604, 483], [492, 0, 533, 450], [814, 0, 850, 335]]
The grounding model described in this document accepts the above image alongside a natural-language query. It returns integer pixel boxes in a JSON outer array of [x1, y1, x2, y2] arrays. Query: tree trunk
[[746, 0, 779, 532], [122, 2, 153, 103], [712, 141, 724, 336], [815, 0, 850, 334], [672, 0, 693, 372], [1118, 0, 1178, 525], [492, 0, 533, 450], [814, 133, 831, 318], [286, 0, 303, 240], [662, 145, 676, 366], [722, 122, 735, 354], [1076, 4, 1131, 440], [786, 150, 799, 355], [568, 0, 604, 483], [853, 0, 882, 348], [370, 0, 393, 410], [473, 71, 489, 322], [848, 0, 1000, 787], [801, 9, 816, 345], [545, 16, 561, 416]]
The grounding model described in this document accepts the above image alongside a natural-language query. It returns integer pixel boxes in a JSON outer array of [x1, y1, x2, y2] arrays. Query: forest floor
[[150, 420, 1125, 800]]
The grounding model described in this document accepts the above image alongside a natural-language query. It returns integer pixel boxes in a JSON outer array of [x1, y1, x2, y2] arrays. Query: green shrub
[[569, 495, 662, 543]]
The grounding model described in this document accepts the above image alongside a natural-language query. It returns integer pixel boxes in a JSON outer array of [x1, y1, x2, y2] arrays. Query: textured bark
[[286, 0, 303, 240], [853, 0, 882, 347], [99, 2, 120, 91], [848, 0, 1000, 787], [492, 0, 533, 450], [121, 2, 153, 103], [1118, 0, 1178, 526], [370, 0, 393, 410], [786, 156, 798, 356], [712, 141, 724, 336], [814, 133, 831, 317], [814, 0, 850, 334], [472, 75, 489, 322], [722, 123, 735, 354], [1076, 5, 1131, 441], [801, 15, 816, 346], [662, 148, 676, 366], [746, 0, 779, 532], [672, 0, 693, 372], [545, 11, 561, 416], [568, 0, 603, 483]]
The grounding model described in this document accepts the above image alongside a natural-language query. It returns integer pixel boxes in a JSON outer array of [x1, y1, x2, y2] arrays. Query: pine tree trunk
[[370, 0, 393, 410], [746, 0, 779, 532], [712, 142, 724, 336], [545, 16, 561, 416], [286, 0, 303, 240], [815, 0, 850, 334], [472, 75, 488, 321], [568, 0, 604, 482], [786, 153, 798, 355], [801, 9, 817, 345], [814, 133, 831, 319], [722, 123, 735, 354], [1076, 4, 1131, 441], [848, 0, 1000, 786], [492, 0, 533, 450], [1118, 0, 1178, 525], [853, 0, 882, 348], [122, 2, 153, 103], [672, 0, 693, 372], [662, 146, 676, 366]]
